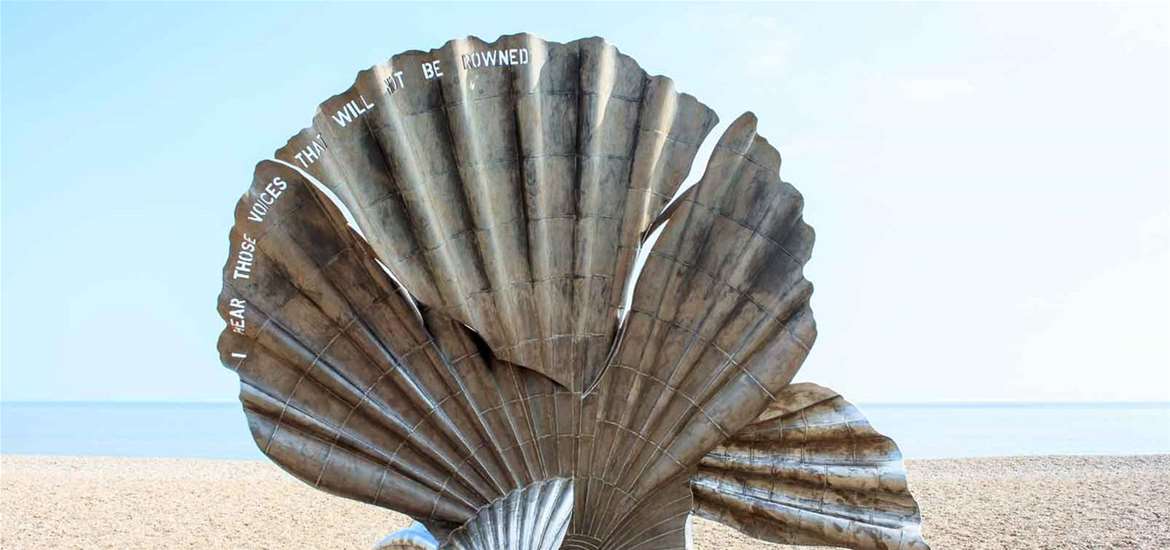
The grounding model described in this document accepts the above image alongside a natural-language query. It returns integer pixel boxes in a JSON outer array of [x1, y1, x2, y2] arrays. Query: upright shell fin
[[692, 383, 930, 549], [573, 112, 817, 546]]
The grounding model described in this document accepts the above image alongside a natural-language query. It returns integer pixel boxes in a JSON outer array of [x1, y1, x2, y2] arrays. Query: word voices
[[247, 176, 288, 223]]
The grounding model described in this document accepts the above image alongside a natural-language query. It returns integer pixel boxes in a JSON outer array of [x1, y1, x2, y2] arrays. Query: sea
[[1, 401, 1167, 460]]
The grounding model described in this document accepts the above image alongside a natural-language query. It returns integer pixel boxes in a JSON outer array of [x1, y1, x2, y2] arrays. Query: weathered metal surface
[[693, 383, 929, 549], [216, 33, 927, 550], [445, 478, 573, 550]]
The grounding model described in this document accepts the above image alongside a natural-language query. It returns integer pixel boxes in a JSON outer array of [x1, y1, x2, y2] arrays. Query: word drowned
[[227, 298, 247, 335], [293, 134, 327, 168], [247, 176, 288, 223], [331, 95, 376, 128], [461, 47, 530, 70]]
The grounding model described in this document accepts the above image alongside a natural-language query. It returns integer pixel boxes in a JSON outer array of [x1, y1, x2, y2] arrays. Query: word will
[[331, 95, 376, 128]]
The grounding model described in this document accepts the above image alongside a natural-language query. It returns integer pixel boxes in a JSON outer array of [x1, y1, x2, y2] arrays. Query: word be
[[421, 60, 444, 80]]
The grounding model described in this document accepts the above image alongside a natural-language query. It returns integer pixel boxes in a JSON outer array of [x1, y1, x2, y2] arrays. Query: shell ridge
[[595, 473, 692, 550], [428, 313, 544, 488], [240, 381, 480, 522], [366, 69, 483, 319], [228, 180, 510, 504], [585, 67, 650, 391], [500, 355, 551, 480], [584, 116, 820, 542], [220, 162, 595, 531], [433, 40, 535, 392], [272, 320, 498, 505], [690, 384, 929, 549], [573, 48, 673, 533], [442, 478, 573, 550], [587, 138, 740, 531], [506, 49, 551, 392], [330, 66, 454, 312], [610, 166, 776, 495], [418, 314, 529, 490]]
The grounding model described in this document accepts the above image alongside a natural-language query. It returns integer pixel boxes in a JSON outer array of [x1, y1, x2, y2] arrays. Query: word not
[[331, 95, 376, 128], [292, 134, 327, 168], [227, 298, 247, 335], [461, 47, 529, 70], [247, 176, 288, 223], [232, 233, 257, 280], [384, 70, 406, 95], [421, 59, 444, 80]]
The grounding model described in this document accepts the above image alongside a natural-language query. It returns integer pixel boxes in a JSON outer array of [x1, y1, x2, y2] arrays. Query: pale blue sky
[[2, 2, 1167, 403]]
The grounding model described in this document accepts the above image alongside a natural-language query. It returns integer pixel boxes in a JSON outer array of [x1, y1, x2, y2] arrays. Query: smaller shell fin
[[692, 382, 930, 550]]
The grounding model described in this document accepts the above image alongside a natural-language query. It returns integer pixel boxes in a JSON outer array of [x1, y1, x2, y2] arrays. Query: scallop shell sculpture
[[216, 34, 928, 550]]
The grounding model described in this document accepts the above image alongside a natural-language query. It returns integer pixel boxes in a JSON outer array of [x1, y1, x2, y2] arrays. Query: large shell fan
[[276, 33, 718, 392], [217, 161, 578, 537], [217, 33, 929, 550]]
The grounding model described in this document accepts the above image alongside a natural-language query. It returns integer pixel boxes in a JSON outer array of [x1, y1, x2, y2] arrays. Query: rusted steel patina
[[216, 34, 928, 550]]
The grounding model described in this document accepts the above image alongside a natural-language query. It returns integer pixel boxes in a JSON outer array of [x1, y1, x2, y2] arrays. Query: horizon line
[[2, 399, 1168, 407]]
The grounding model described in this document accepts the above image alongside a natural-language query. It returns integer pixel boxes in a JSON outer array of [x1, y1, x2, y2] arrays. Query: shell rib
[[563, 474, 694, 550], [274, 33, 718, 391], [692, 383, 929, 549], [444, 478, 574, 550]]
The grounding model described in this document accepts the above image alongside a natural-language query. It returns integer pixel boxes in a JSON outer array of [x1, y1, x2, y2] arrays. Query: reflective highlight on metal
[[693, 384, 929, 549], [445, 478, 573, 550], [215, 33, 929, 550]]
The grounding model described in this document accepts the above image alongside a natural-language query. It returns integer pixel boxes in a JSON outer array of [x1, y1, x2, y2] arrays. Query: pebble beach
[[2, 454, 1167, 549]]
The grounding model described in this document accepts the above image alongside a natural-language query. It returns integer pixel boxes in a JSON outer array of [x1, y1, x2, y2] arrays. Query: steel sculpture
[[217, 34, 928, 550]]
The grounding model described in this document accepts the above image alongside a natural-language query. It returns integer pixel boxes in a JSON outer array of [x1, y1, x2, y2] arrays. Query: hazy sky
[[2, 3, 1167, 403]]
